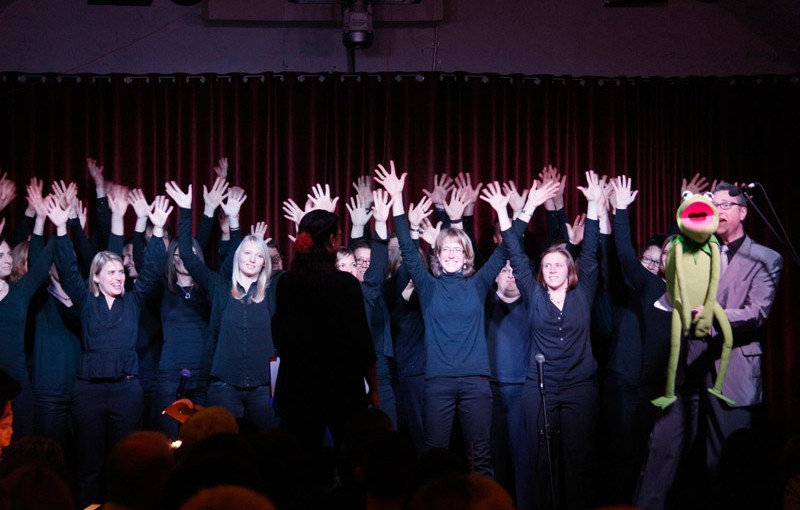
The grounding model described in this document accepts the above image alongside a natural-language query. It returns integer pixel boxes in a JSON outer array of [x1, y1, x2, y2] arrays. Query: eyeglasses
[[712, 201, 743, 211], [439, 246, 465, 255], [355, 257, 371, 266], [641, 256, 661, 268]]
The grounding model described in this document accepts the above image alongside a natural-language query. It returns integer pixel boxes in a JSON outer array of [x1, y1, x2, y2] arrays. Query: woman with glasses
[[374, 161, 558, 477], [345, 190, 398, 426]]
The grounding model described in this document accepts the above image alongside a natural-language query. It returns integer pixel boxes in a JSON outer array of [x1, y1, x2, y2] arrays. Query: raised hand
[[444, 188, 469, 222], [164, 182, 193, 209], [148, 195, 173, 229], [611, 175, 638, 209], [479, 181, 510, 213], [128, 188, 151, 219], [251, 221, 268, 241], [25, 177, 43, 212], [346, 195, 373, 227], [539, 164, 566, 210], [213, 157, 229, 180], [221, 186, 247, 218], [419, 217, 442, 246], [0, 171, 17, 212], [73, 198, 88, 229], [87, 158, 105, 191], [372, 189, 393, 223], [107, 185, 131, 216], [307, 183, 339, 213], [25, 183, 49, 218], [502, 181, 528, 214], [421, 173, 453, 207], [524, 178, 561, 212], [51, 180, 77, 209], [44, 195, 70, 230], [566, 213, 587, 245], [352, 175, 374, 209], [202, 177, 229, 216], [373, 160, 407, 197], [577, 170, 603, 203], [407, 196, 433, 228], [282, 198, 305, 228], [598, 174, 613, 216], [681, 173, 710, 196], [454, 172, 483, 213]]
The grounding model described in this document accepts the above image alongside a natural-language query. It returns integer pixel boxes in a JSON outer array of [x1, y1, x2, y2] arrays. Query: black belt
[[82, 375, 137, 383]]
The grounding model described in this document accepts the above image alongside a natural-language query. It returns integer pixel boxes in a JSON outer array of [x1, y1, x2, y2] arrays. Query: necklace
[[180, 284, 193, 300], [548, 291, 565, 306]]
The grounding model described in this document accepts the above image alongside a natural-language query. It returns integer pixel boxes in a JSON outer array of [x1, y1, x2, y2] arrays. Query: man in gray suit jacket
[[705, 182, 783, 470], [634, 181, 782, 510]]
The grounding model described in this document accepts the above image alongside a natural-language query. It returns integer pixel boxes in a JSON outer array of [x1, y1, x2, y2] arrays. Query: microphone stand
[[537, 358, 557, 510]]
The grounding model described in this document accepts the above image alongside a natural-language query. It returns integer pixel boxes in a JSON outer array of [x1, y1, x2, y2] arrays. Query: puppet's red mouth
[[681, 201, 716, 229]]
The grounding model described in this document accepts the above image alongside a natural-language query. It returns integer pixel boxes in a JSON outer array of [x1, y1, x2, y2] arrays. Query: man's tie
[[720, 244, 729, 276]]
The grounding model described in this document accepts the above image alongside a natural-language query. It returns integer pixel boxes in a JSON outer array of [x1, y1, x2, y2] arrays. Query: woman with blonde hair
[[46, 192, 172, 506], [166, 181, 280, 432]]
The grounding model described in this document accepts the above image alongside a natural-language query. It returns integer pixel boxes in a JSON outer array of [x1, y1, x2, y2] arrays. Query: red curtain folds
[[1, 71, 798, 447]]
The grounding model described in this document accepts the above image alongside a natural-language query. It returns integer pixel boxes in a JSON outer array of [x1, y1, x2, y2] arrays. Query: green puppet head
[[676, 190, 719, 244]]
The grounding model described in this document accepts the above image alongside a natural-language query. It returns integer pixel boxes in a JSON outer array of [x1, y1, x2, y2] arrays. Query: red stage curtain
[[1, 71, 798, 447]]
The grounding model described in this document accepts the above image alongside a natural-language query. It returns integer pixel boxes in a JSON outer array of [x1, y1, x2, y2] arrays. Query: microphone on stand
[[729, 182, 757, 197], [535, 353, 545, 395], [534, 352, 557, 508], [176, 369, 191, 400]]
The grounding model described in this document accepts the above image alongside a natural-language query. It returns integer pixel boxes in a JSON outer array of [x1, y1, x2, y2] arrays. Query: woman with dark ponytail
[[272, 208, 377, 488]]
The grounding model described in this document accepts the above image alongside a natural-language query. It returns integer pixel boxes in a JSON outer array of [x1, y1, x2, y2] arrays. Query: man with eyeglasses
[[701, 182, 783, 473], [634, 180, 783, 510]]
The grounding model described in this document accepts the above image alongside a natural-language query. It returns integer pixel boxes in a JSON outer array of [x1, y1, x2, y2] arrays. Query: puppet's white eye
[[703, 192, 714, 200], [681, 190, 693, 201]]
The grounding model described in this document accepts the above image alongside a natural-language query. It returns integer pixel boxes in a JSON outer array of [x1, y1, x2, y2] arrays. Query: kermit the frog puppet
[[652, 190, 735, 409]]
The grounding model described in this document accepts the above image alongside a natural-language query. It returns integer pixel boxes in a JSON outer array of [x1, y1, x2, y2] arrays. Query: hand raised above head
[[346, 195, 374, 227], [407, 196, 433, 227], [164, 181, 193, 209], [479, 181, 509, 213], [307, 183, 339, 213], [44, 195, 70, 228], [282, 198, 304, 227], [577, 170, 603, 202], [148, 195, 174, 229], [373, 160, 407, 196], [251, 221, 268, 240], [610, 175, 638, 209], [371, 189, 393, 223], [681, 172, 710, 196], [128, 188, 151, 218], [421, 173, 453, 207]]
